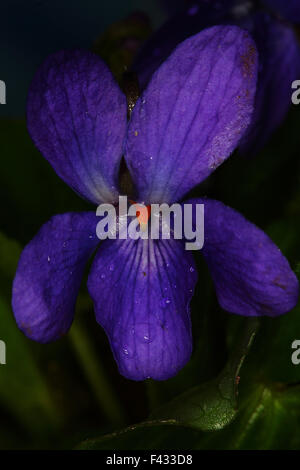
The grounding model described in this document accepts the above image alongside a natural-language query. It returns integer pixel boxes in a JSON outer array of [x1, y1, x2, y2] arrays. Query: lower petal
[[12, 212, 99, 342], [87, 238, 197, 381], [184, 198, 299, 317]]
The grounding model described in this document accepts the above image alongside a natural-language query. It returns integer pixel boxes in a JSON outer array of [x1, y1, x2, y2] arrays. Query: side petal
[[263, 0, 300, 23], [12, 212, 99, 343], [125, 25, 258, 204], [239, 12, 300, 155], [27, 50, 127, 204], [87, 238, 197, 381], [184, 198, 299, 316]]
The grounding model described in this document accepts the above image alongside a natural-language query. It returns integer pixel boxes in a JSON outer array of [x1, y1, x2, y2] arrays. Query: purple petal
[[87, 238, 197, 381], [184, 198, 299, 316], [126, 26, 258, 204], [12, 212, 99, 343], [239, 13, 300, 155], [263, 0, 300, 23], [27, 50, 127, 204]]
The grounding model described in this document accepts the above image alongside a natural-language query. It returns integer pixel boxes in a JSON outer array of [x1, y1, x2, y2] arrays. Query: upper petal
[[87, 238, 197, 381], [184, 198, 299, 316], [12, 212, 99, 343], [27, 50, 127, 204], [263, 0, 300, 23], [125, 25, 258, 204]]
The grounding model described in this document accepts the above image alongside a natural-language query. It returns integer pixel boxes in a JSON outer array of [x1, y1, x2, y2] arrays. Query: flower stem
[[69, 319, 126, 427]]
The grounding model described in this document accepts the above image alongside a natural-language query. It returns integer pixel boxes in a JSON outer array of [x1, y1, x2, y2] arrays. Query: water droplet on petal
[[189, 266, 195, 273], [122, 346, 134, 357], [47, 256, 51, 262]]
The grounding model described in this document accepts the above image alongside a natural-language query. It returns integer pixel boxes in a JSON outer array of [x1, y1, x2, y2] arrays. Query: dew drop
[[122, 346, 133, 357], [47, 256, 51, 262], [189, 266, 195, 273], [101, 274, 106, 279]]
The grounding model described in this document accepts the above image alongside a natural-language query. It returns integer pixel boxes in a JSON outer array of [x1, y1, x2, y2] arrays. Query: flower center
[[129, 199, 151, 231]]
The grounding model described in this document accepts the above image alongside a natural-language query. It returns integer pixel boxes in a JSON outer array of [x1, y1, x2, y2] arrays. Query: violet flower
[[12, 26, 298, 381], [134, 0, 300, 155]]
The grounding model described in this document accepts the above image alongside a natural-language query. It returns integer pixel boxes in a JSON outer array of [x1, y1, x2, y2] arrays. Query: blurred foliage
[[93, 12, 152, 85], [0, 232, 60, 445], [1, 3, 300, 451]]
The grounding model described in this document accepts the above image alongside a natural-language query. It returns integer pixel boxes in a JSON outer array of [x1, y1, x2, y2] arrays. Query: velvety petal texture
[[263, 0, 300, 23], [126, 26, 258, 204], [88, 237, 198, 381], [239, 12, 300, 155], [12, 212, 99, 343], [27, 50, 127, 204], [184, 198, 299, 316]]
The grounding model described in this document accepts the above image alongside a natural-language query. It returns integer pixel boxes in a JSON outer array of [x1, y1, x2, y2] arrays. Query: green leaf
[[199, 383, 300, 450], [77, 420, 200, 450], [150, 318, 259, 431]]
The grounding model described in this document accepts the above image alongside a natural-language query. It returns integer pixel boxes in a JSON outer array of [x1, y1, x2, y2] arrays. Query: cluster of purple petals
[[12, 20, 299, 381]]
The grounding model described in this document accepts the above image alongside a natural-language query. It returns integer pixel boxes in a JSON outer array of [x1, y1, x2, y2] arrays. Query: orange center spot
[[130, 200, 151, 228]]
